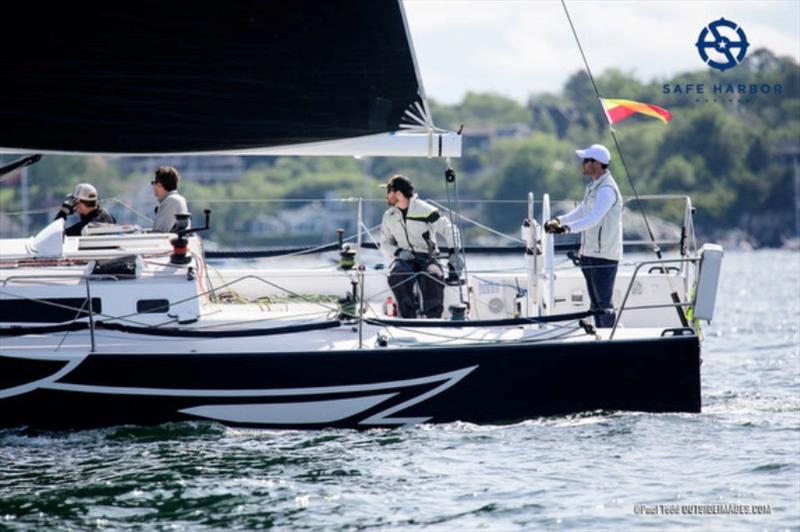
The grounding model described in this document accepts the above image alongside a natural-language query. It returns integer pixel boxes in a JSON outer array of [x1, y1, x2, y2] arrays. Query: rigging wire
[[106, 198, 154, 224], [559, 0, 662, 259], [560, 0, 691, 327], [429, 200, 525, 243]]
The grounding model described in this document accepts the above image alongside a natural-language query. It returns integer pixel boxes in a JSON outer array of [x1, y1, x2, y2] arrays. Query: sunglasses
[[582, 158, 596, 164]]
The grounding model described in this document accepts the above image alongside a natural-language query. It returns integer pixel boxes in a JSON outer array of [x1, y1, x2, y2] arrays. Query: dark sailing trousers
[[388, 256, 445, 318], [580, 256, 618, 328]]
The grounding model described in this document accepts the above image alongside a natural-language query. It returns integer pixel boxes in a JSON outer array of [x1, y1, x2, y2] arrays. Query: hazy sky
[[403, 0, 800, 104]]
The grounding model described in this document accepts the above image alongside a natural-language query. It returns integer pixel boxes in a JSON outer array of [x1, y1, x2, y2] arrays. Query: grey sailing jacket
[[380, 194, 459, 260]]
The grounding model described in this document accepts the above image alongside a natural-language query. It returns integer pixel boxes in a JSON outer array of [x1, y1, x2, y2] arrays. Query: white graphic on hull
[[176, 366, 477, 426], [179, 394, 397, 425], [40, 365, 478, 426], [0, 358, 85, 399]]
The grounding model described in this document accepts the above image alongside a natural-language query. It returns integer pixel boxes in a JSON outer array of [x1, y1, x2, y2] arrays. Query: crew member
[[151, 166, 190, 232], [380, 175, 463, 319], [54, 183, 116, 236], [545, 144, 622, 328]]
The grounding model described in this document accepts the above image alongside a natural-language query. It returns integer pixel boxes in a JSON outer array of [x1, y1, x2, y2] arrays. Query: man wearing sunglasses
[[151, 166, 190, 232], [380, 174, 463, 319], [54, 183, 117, 236], [544, 144, 622, 328]]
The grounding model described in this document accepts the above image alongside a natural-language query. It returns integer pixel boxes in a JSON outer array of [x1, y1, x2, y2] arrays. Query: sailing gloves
[[545, 218, 569, 234], [395, 247, 465, 271], [58, 194, 77, 218], [447, 248, 465, 271], [395, 249, 415, 261]]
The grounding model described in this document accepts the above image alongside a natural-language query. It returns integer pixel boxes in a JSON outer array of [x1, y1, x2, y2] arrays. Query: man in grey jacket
[[151, 166, 190, 232], [380, 175, 463, 319], [545, 144, 622, 328]]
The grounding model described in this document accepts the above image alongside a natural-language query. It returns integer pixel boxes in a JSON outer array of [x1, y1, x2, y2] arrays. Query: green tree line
[[1, 48, 797, 247]]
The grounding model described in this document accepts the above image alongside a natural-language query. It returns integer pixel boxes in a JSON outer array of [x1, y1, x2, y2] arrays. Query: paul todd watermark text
[[634, 503, 772, 516]]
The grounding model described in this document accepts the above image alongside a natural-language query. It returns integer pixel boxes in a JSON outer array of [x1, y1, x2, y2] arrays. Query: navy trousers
[[388, 255, 445, 318], [580, 256, 618, 328]]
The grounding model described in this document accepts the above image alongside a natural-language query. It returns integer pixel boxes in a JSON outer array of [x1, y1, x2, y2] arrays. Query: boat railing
[[201, 194, 693, 260], [1, 252, 722, 344], [1, 273, 121, 352], [3, 194, 696, 259], [609, 257, 700, 340], [620, 194, 696, 256]]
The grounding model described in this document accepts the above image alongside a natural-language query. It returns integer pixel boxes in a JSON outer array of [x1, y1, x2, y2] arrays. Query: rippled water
[[2, 250, 798, 530]]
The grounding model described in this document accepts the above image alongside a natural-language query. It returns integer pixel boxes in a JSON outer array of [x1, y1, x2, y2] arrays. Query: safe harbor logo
[[695, 18, 749, 72], [661, 17, 783, 102]]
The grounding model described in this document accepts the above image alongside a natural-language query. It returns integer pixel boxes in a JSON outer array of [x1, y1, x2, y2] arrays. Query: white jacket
[[380, 194, 459, 260], [558, 171, 623, 261], [153, 191, 190, 233]]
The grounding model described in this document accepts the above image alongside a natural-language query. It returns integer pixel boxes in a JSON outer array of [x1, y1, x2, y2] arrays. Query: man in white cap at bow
[[54, 183, 117, 236], [544, 144, 622, 328]]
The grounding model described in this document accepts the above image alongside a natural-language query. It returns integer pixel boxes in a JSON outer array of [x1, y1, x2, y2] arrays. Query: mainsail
[[0, 0, 460, 157]]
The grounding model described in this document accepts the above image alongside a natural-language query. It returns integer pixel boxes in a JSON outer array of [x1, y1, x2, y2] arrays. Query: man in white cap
[[544, 144, 622, 328], [54, 183, 117, 236]]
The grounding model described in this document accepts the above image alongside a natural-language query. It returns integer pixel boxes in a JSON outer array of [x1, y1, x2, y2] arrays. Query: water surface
[[2, 250, 798, 530]]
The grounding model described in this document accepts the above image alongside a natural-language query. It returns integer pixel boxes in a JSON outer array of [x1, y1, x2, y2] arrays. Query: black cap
[[380, 174, 414, 197]]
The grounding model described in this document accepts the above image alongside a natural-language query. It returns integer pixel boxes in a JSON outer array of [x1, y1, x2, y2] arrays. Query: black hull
[[0, 336, 701, 430]]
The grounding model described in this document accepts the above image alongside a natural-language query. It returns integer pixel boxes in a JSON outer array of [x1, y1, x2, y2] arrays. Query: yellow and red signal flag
[[600, 98, 672, 125]]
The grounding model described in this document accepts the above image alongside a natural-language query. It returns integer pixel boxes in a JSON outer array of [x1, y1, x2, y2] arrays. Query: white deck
[[0, 222, 713, 364], [0, 297, 668, 359]]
